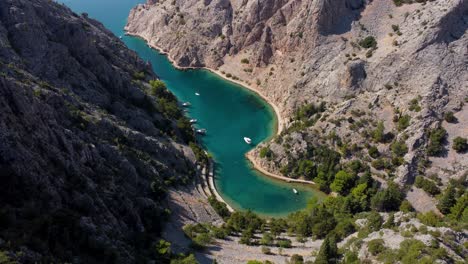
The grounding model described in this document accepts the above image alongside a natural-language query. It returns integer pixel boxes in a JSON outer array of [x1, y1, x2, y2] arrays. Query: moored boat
[[196, 129, 207, 135], [293, 188, 298, 194], [244, 137, 252, 144]]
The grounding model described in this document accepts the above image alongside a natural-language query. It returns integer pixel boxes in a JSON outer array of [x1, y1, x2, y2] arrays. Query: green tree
[[260, 232, 274, 246], [449, 194, 467, 220], [367, 239, 385, 256], [427, 127, 447, 156], [155, 239, 171, 258], [372, 122, 385, 143], [239, 228, 254, 245], [453, 137, 467, 153], [391, 140, 408, 157], [437, 185, 456, 215], [371, 182, 403, 211], [359, 36, 377, 49], [290, 254, 304, 264], [331, 170, 356, 195], [397, 115, 411, 131], [315, 234, 338, 264], [399, 200, 414, 213], [170, 254, 198, 264], [444, 111, 457, 123], [415, 176, 440, 196]]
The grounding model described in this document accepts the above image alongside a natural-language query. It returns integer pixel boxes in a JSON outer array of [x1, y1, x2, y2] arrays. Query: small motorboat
[[196, 129, 207, 135], [293, 188, 298, 194], [244, 137, 252, 144], [190, 119, 198, 124], [195, 92, 200, 96], [182, 102, 191, 107], [119, 35, 123, 39]]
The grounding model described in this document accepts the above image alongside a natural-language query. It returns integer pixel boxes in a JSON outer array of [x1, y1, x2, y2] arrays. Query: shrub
[[408, 98, 421, 112], [368, 146, 380, 158], [331, 170, 357, 195], [417, 211, 442, 227], [277, 239, 292, 248], [415, 176, 440, 195], [452, 137, 467, 153], [359, 36, 377, 49], [290, 254, 304, 264], [444, 111, 457, 123], [391, 25, 400, 32], [397, 115, 411, 131], [371, 183, 403, 211], [208, 196, 231, 218], [241, 58, 250, 64], [259, 146, 273, 159], [133, 71, 145, 80], [368, 239, 385, 256], [391, 140, 408, 157], [261, 246, 272, 255], [372, 122, 385, 143], [426, 127, 447, 156], [399, 200, 414, 213]]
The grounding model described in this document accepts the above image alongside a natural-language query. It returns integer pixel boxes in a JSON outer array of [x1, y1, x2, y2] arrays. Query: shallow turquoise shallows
[[60, 0, 324, 216]]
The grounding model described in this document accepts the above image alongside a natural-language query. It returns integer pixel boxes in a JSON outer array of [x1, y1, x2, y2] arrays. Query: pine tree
[[315, 234, 338, 264], [437, 185, 456, 215], [449, 194, 467, 220]]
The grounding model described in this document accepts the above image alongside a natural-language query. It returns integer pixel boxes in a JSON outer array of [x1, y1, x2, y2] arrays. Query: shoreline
[[125, 32, 317, 195]]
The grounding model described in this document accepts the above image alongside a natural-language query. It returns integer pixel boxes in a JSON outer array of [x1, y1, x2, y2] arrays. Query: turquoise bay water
[[60, 0, 323, 216]]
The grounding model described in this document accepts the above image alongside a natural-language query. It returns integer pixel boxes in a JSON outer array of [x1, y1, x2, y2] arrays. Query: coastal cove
[[60, 0, 325, 216]]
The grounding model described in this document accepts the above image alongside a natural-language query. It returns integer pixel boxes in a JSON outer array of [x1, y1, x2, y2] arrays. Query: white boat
[[195, 92, 200, 96], [119, 35, 123, 39], [244, 137, 252, 144], [190, 119, 198, 123], [196, 129, 207, 134], [182, 102, 191, 107], [293, 188, 298, 194]]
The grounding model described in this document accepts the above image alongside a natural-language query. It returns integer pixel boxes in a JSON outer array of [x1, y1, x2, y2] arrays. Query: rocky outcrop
[[0, 0, 197, 263]]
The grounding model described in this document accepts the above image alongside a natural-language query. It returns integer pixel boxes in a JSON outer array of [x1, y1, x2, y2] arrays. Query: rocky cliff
[[0, 0, 197, 263], [126, 0, 467, 206]]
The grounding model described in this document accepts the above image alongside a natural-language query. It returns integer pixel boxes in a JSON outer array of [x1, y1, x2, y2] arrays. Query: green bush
[[408, 98, 421, 112], [259, 146, 273, 159], [277, 238, 292, 248], [359, 36, 377, 49], [452, 137, 467, 153], [371, 183, 403, 211], [261, 246, 272, 255], [397, 115, 411, 131], [444, 111, 457, 123], [372, 122, 385, 143], [391, 140, 408, 157], [368, 239, 386, 255], [290, 254, 304, 264], [331, 170, 357, 195], [368, 146, 380, 159], [133, 71, 145, 80], [426, 127, 447, 156], [208, 196, 231, 218], [241, 58, 250, 64], [415, 176, 440, 195]]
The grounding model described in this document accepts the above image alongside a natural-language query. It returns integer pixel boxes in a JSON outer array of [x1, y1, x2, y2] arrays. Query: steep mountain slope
[[0, 0, 197, 263], [126, 0, 467, 206]]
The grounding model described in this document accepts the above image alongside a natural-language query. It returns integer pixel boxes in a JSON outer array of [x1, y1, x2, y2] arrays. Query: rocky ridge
[[0, 0, 198, 263]]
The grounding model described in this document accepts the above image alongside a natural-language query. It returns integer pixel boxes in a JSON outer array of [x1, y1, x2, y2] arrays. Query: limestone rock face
[[0, 0, 196, 263], [127, 0, 468, 188]]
